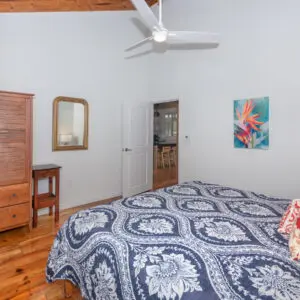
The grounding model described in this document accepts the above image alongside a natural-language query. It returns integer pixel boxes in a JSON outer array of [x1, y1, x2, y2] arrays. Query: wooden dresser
[[0, 91, 33, 232]]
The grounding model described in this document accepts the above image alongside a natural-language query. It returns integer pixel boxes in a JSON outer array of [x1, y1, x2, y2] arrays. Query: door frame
[[152, 99, 179, 188]]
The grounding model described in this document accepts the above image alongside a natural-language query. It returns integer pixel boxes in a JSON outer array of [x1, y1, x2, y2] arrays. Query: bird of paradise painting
[[234, 97, 269, 149]]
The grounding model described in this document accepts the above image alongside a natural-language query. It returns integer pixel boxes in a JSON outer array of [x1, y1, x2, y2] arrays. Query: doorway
[[153, 100, 179, 190]]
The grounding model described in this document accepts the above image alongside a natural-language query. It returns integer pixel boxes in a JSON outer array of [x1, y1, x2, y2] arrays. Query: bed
[[46, 181, 300, 299]]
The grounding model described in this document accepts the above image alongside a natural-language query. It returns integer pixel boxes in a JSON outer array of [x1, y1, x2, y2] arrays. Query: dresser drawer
[[0, 203, 30, 231], [0, 183, 29, 208]]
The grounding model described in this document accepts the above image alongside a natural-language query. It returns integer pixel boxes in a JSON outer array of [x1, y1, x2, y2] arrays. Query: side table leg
[[49, 176, 53, 216], [33, 176, 38, 228], [33, 209, 38, 228], [55, 170, 60, 223]]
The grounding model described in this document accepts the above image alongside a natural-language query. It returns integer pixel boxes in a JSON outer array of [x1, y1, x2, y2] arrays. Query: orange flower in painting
[[236, 100, 264, 132], [234, 127, 251, 145], [234, 122, 253, 145]]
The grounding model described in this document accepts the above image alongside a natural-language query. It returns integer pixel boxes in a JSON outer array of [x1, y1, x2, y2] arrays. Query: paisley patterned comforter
[[46, 181, 300, 300]]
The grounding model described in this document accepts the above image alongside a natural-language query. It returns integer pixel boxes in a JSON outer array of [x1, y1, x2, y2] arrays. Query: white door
[[122, 102, 153, 197]]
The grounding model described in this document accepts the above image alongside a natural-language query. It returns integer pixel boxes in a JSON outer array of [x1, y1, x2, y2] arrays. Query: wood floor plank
[[20, 234, 55, 254], [0, 246, 22, 264]]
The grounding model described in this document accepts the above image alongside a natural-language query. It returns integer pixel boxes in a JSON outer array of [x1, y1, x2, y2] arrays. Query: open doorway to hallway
[[153, 100, 178, 190]]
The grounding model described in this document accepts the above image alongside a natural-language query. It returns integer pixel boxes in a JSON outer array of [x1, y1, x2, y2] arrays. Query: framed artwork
[[234, 97, 269, 149]]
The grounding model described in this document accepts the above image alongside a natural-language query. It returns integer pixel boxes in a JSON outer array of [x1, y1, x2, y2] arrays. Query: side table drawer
[[0, 203, 30, 231], [33, 169, 57, 179], [0, 183, 29, 208]]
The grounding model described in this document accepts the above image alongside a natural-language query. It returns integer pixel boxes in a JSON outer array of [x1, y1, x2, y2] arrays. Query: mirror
[[53, 96, 88, 151]]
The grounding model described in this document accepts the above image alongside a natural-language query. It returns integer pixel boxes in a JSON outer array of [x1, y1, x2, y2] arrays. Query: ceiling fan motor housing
[[153, 30, 168, 43]]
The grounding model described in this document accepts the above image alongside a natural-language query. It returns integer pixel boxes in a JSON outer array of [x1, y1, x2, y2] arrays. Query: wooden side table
[[32, 164, 61, 228]]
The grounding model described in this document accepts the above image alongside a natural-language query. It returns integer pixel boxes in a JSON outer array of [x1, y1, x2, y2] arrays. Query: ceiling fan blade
[[130, 0, 161, 31], [167, 31, 220, 45], [125, 36, 153, 52]]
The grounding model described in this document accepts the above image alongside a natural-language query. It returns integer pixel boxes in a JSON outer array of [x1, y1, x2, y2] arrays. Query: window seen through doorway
[[164, 113, 177, 137]]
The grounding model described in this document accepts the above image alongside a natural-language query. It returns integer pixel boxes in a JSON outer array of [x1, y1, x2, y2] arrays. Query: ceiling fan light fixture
[[125, 0, 220, 52], [153, 30, 168, 43]]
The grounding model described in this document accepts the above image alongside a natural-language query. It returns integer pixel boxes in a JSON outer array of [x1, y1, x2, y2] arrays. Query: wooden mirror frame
[[52, 96, 89, 151]]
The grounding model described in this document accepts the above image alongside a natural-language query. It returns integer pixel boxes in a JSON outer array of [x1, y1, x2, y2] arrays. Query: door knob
[[123, 148, 132, 152]]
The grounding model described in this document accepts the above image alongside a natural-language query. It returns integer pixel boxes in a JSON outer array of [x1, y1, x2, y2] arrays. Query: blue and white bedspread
[[46, 182, 300, 300]]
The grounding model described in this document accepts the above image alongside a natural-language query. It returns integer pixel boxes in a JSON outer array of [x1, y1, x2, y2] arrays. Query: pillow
[[278, 199, 300, 234], [289, 217, 300, 261]]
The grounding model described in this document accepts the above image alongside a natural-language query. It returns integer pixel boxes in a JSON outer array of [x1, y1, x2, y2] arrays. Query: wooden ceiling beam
[[0, 0, 157, 13]]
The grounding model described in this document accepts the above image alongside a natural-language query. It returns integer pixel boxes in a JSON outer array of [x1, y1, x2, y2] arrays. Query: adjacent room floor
[[153, 166, 177, 190]]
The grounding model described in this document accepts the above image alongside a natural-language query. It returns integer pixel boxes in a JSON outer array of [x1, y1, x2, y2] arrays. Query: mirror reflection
[[57, 102, 84, 146], [53, 97, 88, 151]]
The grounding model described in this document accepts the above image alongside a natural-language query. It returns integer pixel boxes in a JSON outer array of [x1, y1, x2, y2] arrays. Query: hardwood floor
[[0, 196, 120, 300], [153, 166, 178, 190]]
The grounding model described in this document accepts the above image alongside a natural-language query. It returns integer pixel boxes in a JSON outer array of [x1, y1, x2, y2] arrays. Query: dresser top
[[0, 90, 34, 97], [32, 164, 61, 171]]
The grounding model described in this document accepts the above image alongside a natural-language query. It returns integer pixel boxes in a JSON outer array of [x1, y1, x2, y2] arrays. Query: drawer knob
[[12, 214, 16, 218], [12, 193, 17, 197]]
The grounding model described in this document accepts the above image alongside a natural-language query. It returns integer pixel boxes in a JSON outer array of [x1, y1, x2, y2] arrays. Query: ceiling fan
[[125, 0, 220, 52]]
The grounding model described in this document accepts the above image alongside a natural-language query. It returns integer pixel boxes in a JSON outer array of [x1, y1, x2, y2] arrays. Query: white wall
[[0, 11, 149, 209], [150, 0, 300, 199]]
